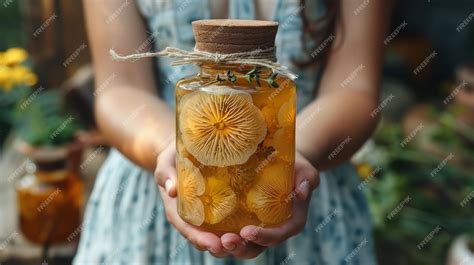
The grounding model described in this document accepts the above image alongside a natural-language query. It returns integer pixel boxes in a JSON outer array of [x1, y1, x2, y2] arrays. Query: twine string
[[109, 46, 297, 80]]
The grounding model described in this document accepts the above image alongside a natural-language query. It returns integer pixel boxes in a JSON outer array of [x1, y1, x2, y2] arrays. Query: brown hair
[[297, 0, 340, 67]]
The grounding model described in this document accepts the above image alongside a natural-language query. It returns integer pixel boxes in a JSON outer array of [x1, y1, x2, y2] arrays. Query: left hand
[[220, 151, 320, 258]]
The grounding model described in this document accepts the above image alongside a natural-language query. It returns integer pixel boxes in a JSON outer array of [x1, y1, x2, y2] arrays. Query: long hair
[[297, 0, 340, 67]]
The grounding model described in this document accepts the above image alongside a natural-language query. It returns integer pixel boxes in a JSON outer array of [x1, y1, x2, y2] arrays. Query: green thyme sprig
[[266, 72, 279, 88], [215, 67, 280, 88]]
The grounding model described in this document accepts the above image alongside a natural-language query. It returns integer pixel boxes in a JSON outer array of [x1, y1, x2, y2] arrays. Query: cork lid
[[192, 19, 279, 54]]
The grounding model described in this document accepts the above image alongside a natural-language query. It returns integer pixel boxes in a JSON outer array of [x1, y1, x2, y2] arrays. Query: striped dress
[[74, 0, 377, 264]]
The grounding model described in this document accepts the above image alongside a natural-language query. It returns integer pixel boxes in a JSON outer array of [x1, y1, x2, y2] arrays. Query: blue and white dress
[[74, 0, 377, 264]]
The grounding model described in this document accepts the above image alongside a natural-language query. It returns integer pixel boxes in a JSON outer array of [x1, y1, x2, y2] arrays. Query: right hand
[[154, 141, 228, 257]]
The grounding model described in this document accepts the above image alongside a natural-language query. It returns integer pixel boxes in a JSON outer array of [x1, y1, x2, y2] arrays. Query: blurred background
[[0, 1, 473, 265]]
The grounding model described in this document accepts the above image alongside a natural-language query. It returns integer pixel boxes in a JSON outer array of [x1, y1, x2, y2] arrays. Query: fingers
[[221, 233, 267, 259], [155, 145, 177, 197], [240, 197, 310, 247], [159, 187, 226, 256], [294, 153, 320, 201]]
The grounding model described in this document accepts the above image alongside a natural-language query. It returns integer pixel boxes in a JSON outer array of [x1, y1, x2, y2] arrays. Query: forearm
[[296, 88, 379, 171], [95, 86, 175, 172]]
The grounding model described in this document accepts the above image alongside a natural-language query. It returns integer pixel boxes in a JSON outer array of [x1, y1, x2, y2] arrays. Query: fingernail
[[165, 179, 173, 192], [299, 180, 310, 200]]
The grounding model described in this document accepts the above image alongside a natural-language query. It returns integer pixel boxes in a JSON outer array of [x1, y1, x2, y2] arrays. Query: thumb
[[294, 157, 320, 201], [155, 149, 177, 197]]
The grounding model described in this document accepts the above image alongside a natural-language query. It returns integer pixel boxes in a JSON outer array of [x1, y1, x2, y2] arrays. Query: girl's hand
[[220, 152, 320, 258], [156, 143, 319, 259], [154, 142, 228, 257]]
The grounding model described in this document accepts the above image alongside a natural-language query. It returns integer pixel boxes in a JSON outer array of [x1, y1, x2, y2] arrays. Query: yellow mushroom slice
[[277, 100, 296, 127], [261, 105, 277, 128], [177, 158, 205, 226], [179, 85, 267, 167], [201, 177, 237, 224], [215, 206, 257, 231], [227, 155, 259, 191], [272, 127, 295, 162], [246, 162, 293, 225], [176, 137, 188, 157]]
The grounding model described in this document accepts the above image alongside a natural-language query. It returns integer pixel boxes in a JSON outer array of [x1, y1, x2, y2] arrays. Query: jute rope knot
[[109, 46, 297, 80]]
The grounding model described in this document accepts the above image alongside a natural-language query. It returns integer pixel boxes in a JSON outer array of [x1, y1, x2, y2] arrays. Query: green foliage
[[0, 1, 24, 49], [0, 85, 30, 147], [14, 89, 82, 147], [363, 108, 474, 265]]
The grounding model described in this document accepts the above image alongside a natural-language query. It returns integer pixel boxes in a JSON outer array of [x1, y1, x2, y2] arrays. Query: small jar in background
[[16, 146, 83, 245]]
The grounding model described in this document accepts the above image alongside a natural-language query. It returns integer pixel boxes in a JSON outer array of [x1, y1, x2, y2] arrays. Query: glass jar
[[16, 147, 83, 245], [176, 19, 296, 233]]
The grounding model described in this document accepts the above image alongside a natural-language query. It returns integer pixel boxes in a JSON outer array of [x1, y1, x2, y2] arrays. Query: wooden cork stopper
[[192, 19, 279, 54]]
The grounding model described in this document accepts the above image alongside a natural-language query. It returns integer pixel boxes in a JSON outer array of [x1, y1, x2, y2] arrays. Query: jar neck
[[31, 158, 69, 183], [198, 63, 274, 78]]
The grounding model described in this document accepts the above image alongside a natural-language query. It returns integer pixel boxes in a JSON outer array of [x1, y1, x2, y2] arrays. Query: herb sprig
[[215, 67, 279, 88]]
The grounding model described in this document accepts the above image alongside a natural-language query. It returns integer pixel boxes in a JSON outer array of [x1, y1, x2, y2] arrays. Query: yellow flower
[[356, 162, 373, 179], [0, 66, 13, 91], [10, 65, 37, 86], [1, 48, 28, 66], [0, 65, 38, 92]]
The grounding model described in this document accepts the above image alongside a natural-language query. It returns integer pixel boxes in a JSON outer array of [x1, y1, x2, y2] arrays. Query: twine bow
[[109, 47, 298, 80]]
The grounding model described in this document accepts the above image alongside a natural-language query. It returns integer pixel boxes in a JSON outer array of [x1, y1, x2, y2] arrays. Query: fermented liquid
[[176, 63, 296, 233], [17, 163, 83, 244]]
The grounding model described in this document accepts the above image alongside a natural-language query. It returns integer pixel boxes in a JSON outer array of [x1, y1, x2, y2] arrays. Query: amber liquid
[[176, 64, 296, 233], [17, 170, 83, 244]]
